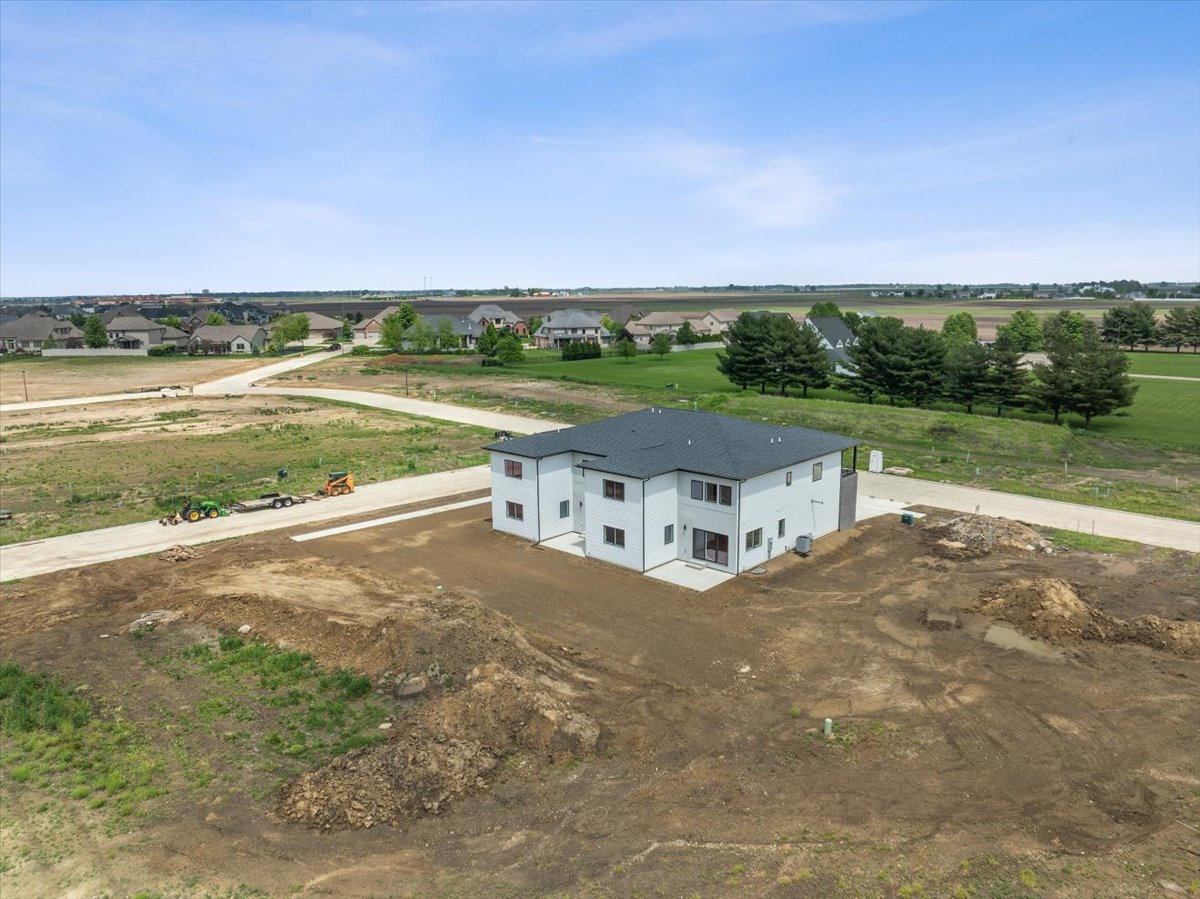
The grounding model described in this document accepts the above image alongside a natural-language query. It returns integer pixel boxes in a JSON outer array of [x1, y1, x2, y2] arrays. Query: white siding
[[642, 473, 678, 570], [676, 472, 739, 571], [537, 452, 575, 540], [737, 451, 842, 572], [583, 470, 644, 571], [489, 452, 539, 542]]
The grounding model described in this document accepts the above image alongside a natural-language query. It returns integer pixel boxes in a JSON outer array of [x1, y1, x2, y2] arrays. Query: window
[[692, 529, 729, 565], [692, 479, 733, 506], [746, 528, 763, 551], [719, 485, 733, 506], [664, 524, 674, 544], [505, 501, 523, 521], [691, 479, 704, 500], [705, 482, 718, 503], [559, 500, 570, 519], [778, 518, 786, 538], [504, 459, 523, 479], [603, 479, 625, 501], [603, 526, 625, 548], [786, 471, 793, 486], [812, 462, 823, 481]]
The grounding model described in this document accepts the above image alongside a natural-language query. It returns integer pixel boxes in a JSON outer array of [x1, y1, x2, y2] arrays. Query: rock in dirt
[[276, 664, 599, 831], [922, 608, 961, 631], [975, 578, 1200, 658], [159, 545, 199, 563], [395, 675, 428, 698], [128, 609, 183, 633], [925, 513, 1051, 558], [237, 624, 252, 635]]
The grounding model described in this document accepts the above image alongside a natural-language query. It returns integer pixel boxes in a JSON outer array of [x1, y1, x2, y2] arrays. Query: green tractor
[[161, 498, 229, 525]]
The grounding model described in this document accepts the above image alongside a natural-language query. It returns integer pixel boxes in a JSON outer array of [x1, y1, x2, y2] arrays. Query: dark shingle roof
[[485, 408, 857, 480]]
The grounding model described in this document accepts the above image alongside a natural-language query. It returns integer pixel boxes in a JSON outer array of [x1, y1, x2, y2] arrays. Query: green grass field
[[1124, 351, 1200, 377]]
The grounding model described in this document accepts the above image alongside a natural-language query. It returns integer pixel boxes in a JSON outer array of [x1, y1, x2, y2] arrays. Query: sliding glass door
[[691, 529, 729, 566]]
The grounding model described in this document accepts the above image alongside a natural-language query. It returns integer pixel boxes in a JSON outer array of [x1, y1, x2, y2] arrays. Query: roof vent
[[687, 439, 692, 446]]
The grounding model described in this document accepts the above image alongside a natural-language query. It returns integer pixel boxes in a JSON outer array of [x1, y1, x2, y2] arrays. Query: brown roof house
[[105, 313, 188, 349], [0, 313, 84, 352], [188, 325, 268, 355]]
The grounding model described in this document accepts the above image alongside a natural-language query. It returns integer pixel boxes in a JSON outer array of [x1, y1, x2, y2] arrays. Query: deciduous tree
[[995, 309, 1042, 351], [940, 311, 977, 346], [616, 338, 637, 362], [205, 311, 227, 326], [83, 315, 108, 348], [651, 332, 673, 358], [496, 333, 524, 364], [477, 322, 499, 357]]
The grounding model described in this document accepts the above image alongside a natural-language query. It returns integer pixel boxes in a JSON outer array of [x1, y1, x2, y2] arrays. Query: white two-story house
[[486, 408, 860, 575]]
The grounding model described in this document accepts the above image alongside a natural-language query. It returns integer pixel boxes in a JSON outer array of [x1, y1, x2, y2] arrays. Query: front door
[[691, 529, 729, 567]]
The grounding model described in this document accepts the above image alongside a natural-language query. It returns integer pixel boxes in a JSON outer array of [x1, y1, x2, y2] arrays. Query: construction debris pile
[[976, 577, 1200, 658], [925, 513, 1053, 558], [276, 664, 599, 830], [159, 545, 199, 563]]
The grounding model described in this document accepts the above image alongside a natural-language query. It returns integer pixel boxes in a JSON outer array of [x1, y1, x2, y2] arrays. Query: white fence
[[42, 348, 149, 357]]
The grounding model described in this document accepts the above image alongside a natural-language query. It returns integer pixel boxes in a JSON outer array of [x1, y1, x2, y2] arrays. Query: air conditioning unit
[[794, 534, 812, 556]]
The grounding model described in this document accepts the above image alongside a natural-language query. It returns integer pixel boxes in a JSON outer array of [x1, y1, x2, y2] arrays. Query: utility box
[[795, 534, 813, 556], [868, 450, 884, 473]]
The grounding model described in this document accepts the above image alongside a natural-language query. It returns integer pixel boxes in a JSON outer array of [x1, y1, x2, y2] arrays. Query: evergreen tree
[[1127, 304, 1158, 350], [675, 320, 699, 345], [841, 310, 863, 335], [1069, 339, 1137, 427], [1026, 340, 1078, 424], [477, 322, 499, 357], [716, 313, 771, 391], [782, 321, 832, 397], [526, 315, 543, 336], [986, 337, 1028, 417], [83, 314, 108, 348], [1158, 306, 1191, 352], [995, 309, 1042, 351], [893, 326, 946, 407], [942, 342, 990, 413], [1188, 306, 1200, 352], [1101, 303, 1156, 350], [841, 316, 906, 405], [651, 332, 673, 358], [940, 311, 978, 346]]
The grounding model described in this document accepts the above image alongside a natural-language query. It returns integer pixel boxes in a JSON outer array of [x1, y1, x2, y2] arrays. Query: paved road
[[1, 467, 490, 581], [858, 472, 1199, 552]]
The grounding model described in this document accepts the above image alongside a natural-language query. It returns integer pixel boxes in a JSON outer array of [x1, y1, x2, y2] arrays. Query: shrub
[[561, 341, 602, 361], [349, 344, 372, 357], [147, 344, 177, 356]]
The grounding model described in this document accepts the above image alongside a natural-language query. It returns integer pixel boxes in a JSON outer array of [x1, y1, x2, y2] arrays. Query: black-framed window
[[778, 518, 786, 537], [559, 500, 569, 518], [603, 479, 625, 501], [505, 501, 523, 521], [812, 461, 823, 481], [692, 529, 729, 565], [664, 524, 674, 544], [745, 528, 763, 551], [786, 471, 792, 486], [705, 482, 718, 503], [603, 526, 625, 548], [504, 459, 523, 479], [719, 484, 732, 506], [690, 479, 704, 500]]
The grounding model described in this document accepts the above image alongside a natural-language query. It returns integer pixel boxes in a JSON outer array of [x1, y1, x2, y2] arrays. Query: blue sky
[[1, 0, 1198, 295]]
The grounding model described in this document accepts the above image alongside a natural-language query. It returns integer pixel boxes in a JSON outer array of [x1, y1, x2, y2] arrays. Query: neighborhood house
[[486, 408, 859, 575], [0, 313, 84, 352], [532, 310, 611, 348], [187, 325, 268, 354]]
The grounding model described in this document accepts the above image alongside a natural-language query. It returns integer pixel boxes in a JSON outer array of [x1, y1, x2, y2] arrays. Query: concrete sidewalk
[[858, 472, 1200, 552]]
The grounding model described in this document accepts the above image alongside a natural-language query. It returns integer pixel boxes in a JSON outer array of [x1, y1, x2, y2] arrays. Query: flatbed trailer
[[229, 493, 312, 513]]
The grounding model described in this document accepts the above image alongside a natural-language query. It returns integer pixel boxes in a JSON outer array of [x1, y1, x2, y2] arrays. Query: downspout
[[735, 480, 742, 574], [641, 478, 646, 572], [535, 458, 541, 543]]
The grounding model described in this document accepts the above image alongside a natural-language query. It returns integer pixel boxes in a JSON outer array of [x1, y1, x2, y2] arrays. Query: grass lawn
[[0, 397, 491, 544], [1084, 378, 1200, 452], [1124, 351, 1200, 377]]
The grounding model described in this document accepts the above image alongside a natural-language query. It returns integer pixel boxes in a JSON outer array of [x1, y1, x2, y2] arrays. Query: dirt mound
[[925, 513, 1051, 558], [158, 545, 198, 562], [976, 578, 1200, 658], [276, 664, 599, 830]]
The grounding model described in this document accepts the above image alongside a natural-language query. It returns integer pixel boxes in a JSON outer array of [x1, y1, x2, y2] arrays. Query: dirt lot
[[1, 507, 1198, 897], [0, 355, 269, 403]]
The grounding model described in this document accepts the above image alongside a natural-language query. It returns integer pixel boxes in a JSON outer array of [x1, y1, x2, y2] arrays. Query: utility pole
[[22, 370, 30, 402]]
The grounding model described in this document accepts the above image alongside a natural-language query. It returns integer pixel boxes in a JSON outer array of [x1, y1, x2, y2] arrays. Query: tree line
[[996, 303, 1200, 353], [715, 306, 1140, 428]]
